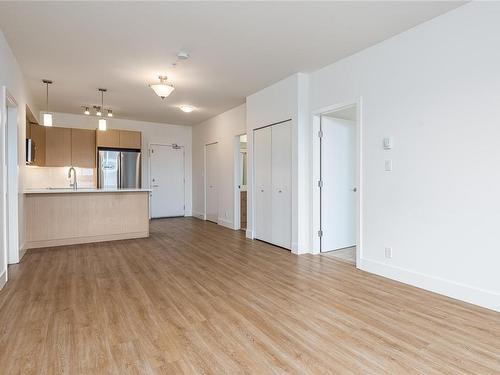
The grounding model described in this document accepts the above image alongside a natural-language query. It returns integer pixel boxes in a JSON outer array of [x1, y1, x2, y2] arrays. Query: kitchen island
[[24, 189, 150, 249]]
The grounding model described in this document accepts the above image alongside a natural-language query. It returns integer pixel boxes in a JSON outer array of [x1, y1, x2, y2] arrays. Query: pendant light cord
[[46, 82, 49, 111]]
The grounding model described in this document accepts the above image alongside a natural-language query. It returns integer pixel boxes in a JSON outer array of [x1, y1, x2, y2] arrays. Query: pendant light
[[149, 76, 174, 99], [98, 88, 107, 131], [42, 79, 53, 126]]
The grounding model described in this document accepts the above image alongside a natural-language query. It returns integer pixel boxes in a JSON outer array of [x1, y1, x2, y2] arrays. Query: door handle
[[352, 187, 357, 192], [277, 189, 283, 194]]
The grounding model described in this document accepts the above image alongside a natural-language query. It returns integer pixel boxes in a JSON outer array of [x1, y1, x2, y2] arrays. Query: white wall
[[246, 73, 310, 254], [0, 29, 38, 277], [43, 112, 193, 215], [309, 2, 500, 311], [192, 104, 246, 228]]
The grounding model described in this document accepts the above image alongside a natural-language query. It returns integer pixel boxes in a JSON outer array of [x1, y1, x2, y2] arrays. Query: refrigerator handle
[[117, 152, 121, 189]]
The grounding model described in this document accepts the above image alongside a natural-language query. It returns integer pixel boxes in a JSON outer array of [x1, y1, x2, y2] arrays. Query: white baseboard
[[245, 229, 254, 239], [359, 258, 500, 313], [192, 211, 205, 220], [0, 269, 7, 290], [19, 246, 27, 261], [217, 218, 233, 229]]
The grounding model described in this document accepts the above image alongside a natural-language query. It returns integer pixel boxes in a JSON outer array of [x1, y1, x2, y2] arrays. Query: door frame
[[204, 142, 218, 222], [148, 142, 186, 219], [311, 98, 363, 267], [233, 134, 247, 230], [1, 87, 20, 286]]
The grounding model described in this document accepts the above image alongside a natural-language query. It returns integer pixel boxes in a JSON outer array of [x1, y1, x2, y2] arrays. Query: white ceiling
[[0, 1, 463, 126]]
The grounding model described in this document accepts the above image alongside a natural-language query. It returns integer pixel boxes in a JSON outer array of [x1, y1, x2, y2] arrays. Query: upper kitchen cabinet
[[45, 127, 72, 167], [30, 124, 46, 166], [96, 129, 141, 149], [119, 130, 141, 149], [71, 129, 96, 168], [96, 129, 120, 148]]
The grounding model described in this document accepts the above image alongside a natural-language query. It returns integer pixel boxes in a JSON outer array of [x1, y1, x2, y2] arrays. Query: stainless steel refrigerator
[[98, 149, 141, 189]]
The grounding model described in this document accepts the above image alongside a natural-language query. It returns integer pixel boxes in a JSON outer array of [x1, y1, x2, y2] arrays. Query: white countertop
[[24, 188, 151, 194]]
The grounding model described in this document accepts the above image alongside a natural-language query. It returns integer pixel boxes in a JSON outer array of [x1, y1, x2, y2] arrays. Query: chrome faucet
[[68, 167, 77, 190]]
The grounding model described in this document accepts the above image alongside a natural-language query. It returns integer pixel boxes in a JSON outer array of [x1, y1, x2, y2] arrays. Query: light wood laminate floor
[[0, 217, 499, 374], [322, 246, 356, 265]]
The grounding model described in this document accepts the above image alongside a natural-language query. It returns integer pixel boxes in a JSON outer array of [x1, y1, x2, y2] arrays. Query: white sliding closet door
[[271, 122, 292, 249], [253, 127, 272, 242], [205, 143, 218, 223]]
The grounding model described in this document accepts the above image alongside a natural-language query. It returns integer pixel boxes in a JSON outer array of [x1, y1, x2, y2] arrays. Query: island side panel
[[25, 192, 149, 249]]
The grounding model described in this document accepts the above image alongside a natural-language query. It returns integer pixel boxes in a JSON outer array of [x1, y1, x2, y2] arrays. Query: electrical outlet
[[384, 160, 393, 171], [385, 247, 393, 259]]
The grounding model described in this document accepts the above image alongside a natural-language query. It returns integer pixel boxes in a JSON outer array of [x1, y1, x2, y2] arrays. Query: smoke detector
[[177, 51, 190, 60]]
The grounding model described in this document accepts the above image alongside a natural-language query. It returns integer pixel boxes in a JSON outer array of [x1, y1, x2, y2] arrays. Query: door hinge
[[318, 180, 323, 188], [318, 130, 323, 138], [318, 230, 323, 237]]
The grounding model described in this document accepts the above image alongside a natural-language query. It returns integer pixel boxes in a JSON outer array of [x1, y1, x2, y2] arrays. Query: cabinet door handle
[[278, 189, 283, 193]]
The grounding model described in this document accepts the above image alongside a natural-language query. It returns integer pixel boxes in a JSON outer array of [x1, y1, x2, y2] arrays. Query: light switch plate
[[384, 160, 393, 171], [383, 137, 394, 150]]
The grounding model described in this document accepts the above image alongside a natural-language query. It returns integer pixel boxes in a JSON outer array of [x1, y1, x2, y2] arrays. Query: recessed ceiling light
[[179, 105, 194, 113]]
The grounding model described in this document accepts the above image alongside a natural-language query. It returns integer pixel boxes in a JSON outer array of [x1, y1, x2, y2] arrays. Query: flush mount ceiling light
[[42, 79, 53, 126], [149, 76, 174, 99], [179, 105, 195, 113]]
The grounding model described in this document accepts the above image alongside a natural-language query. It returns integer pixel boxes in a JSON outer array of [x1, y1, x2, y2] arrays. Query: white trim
[[204, 142, 218, 223], [246, 229, 254, 239], [0, 269, 6, 290], [192, 211, 205, 220], [291, 242, 299, 254], [311, 98, 363, 268], [148, 142, 186, 219], [1, 88, 20, 276], [217, 218, 233, 229], [359, 258, 500, 313]]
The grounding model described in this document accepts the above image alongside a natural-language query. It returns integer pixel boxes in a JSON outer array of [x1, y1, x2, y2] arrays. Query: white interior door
[[205, 143, 218, 223], [321, 116, 357, 252], [150, 144, 185, 218], [271, 122, 292, 249], [253, 127, 272, 242]]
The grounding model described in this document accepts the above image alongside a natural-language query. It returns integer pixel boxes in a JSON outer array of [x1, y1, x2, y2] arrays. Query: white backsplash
[[24, 166, 96, 189]]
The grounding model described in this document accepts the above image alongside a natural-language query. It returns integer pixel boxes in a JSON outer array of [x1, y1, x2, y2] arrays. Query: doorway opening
[[204, 142, 218, 223], [315, 102, 361, 265], [149, 143, 185, 218], [1, 88, 20, 288], [234, 134, 247, 231]]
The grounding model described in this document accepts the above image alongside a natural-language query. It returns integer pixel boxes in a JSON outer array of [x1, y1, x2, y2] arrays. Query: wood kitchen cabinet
[[45, 127, 72, 167], [71, 129, 96, 168], [119, 130, 141, 149], [30, 123, 46, 166], [96, 129, 120, 148]]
